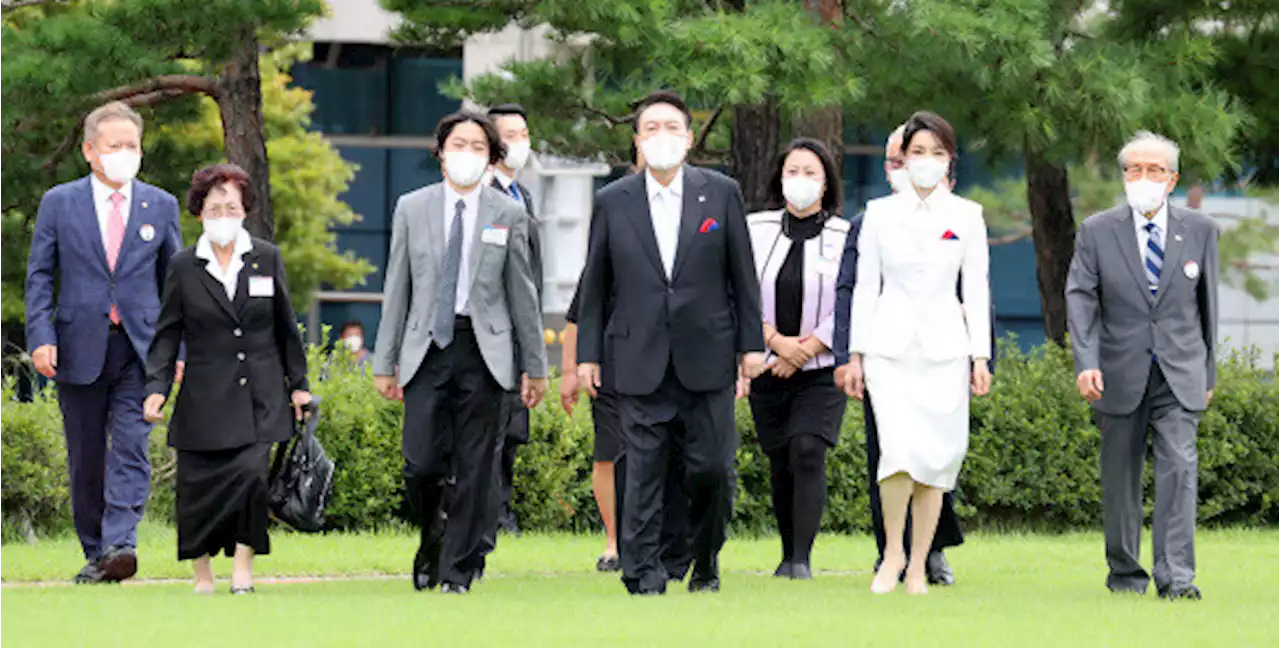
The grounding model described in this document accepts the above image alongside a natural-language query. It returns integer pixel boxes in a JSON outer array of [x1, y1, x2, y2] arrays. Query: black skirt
[[748, 368, 848, 454], [176, 442, 273, 560], [591, 388, 623, 462]]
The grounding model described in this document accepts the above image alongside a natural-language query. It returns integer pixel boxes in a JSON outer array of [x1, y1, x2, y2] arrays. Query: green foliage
[[1, 379, 70, 542]]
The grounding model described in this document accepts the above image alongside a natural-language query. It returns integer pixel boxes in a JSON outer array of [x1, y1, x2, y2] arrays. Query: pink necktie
[[106, 192, 125, 324]]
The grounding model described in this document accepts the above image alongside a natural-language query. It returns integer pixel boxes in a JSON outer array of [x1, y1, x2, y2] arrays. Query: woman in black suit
[[143, 163, 311, 595]]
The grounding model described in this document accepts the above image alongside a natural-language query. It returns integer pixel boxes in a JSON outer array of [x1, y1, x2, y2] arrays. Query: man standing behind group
[[576, 90, 769, 595], [373, 111, 547, 595], [1066, 131, 1218, 601], [25, 101, 184, 584]]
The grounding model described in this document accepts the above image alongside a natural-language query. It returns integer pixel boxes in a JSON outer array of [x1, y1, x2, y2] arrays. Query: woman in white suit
[[746, 138, 851, 581], [846, 112, 992, 595]]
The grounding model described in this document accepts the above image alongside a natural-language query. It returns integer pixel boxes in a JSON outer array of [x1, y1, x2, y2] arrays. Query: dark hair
[[187, 163, 253, 216], [631, 90, 692, 133], [487, 103, 527, 120], [767, 138, 843, 213], [339, 320, 364, 335], [900, 111, 958, 179], [434, 111, 506, 165]]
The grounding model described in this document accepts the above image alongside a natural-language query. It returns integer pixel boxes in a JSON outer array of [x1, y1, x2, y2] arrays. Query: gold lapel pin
[[141, 201, 149, 209], [698, 195, 706, 203], [252, 262, 259, 270]]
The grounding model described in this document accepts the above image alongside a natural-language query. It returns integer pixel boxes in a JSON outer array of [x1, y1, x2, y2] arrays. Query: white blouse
[[194, 229, 253, 301]]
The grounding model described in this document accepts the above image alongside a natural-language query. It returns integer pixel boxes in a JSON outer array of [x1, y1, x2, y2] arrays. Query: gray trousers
[[1096, 365, 1200, 593]]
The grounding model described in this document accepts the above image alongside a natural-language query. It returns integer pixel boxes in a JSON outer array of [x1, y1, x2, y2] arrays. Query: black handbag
[[268, 399, 334, 532]]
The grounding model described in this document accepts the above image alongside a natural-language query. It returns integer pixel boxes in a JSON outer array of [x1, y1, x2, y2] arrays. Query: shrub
[[1, 379, 70, 542]]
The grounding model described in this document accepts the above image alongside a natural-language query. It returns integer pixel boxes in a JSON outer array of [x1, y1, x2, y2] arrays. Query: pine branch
[[692, 105, 724, 156], [579, 100, 634, 127], [1, 0, 66, 12], [989, 228, 1033, 246]]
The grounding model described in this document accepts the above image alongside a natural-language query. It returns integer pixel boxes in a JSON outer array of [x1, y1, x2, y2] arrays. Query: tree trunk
[[793, 0, 844, 179], [1025, 150, 1076, 345], [731, 99, 781, 212], [216, 29, 273, 240]]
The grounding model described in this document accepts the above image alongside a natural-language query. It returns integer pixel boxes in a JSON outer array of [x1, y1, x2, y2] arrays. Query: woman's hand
[[143, 394, 167, 423], [770, 358, 800, 379], [770, 335, 815, 369], [842, 355, 865, 401], [291, 390, 313, 421], [971, 359, 992, 397]]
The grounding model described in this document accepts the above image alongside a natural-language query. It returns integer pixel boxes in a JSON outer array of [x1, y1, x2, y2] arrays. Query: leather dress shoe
[[772, 562, 793, 578], [597, 555, 621, 572], [412, 544, 441, 591], [688, 578, 720, 593], [98, 546, 138, 582], [440, 582, 469, 595], [74, 560, 107, 584], [926, 551, 955, 586], [790, 563, 813, 581], [1158, 585, 1202, 601]]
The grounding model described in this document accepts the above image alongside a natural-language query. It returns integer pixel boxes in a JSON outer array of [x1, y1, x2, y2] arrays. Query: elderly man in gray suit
[[373, 111, 548, 595], [1066, 131, 1219, 601]]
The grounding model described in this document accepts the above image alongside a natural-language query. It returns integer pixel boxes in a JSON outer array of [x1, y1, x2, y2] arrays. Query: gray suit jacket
[[373, 182, 547, 390], [1066, 203, 1219, 415]]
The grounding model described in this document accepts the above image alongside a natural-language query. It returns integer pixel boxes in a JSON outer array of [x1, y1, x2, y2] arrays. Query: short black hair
[[901, 111, 958, 180], [434, 110, 506, 165], [767, 137, 843, 213], [339, 320, 364, 335], [631, 90, 692, 133], [487, 103, 527, 120]]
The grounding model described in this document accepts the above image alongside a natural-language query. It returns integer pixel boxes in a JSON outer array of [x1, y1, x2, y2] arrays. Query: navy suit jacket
[[833, 212, 997, 370], [25, 176, 183, 385]]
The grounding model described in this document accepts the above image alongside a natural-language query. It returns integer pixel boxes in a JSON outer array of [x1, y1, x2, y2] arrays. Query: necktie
[[106, 192, 126, 324], [1144, 221, 1163, 297], [508, 182, 521, 203], [432, 199, 467, 348]]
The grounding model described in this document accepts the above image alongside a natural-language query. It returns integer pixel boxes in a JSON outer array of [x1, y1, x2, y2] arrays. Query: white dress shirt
[[444, 183, 482, 315], [645, 167, 685, 279], [1132, 202, 1169, 262], [195, 228, 254, 301], [90, 175, 132, 248]]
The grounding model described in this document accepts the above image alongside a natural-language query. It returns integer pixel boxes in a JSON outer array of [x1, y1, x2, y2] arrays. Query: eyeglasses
[[1123, 165, 1171, 182]]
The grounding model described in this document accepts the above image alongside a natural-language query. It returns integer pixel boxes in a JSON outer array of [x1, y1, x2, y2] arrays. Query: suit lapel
[[1110, 207, 1155, 306], [194, 257, 241, 322], [113, 182, 145, 275], [468, 188, 498, 293], [671, 166, 704, 281], [1155, 206, 1187, 302], [619, 174, 666, 280], [75, 178, 111, 272], [233, 247, 259, 315]]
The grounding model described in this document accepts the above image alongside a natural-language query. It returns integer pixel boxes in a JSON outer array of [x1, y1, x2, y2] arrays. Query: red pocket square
[[699, 218, 720, 233], [942, 230, 959, 240]]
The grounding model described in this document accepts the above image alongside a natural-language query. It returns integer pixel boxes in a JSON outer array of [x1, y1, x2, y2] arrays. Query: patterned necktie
[[432, 199, 467, 348], [1144, 221, 1163, 297], [106, 192, 126, 324]]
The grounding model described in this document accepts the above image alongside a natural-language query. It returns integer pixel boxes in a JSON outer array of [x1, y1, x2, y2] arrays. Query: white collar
[[1132, 202, 1170, 233], [493, 168, 517, 190], [444, 181, 482, 214], [195, 227, 253, 263], [905, 183, 952, 210], [645, 166, 685, 200], [90, 174, 132, 205]]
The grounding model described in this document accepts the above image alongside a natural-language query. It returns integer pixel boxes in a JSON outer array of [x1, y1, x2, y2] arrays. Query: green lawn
[[2, 524, 1277, 647]]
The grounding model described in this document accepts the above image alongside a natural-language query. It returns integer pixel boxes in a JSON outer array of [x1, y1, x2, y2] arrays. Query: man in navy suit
[[25, 101, 183, 583]]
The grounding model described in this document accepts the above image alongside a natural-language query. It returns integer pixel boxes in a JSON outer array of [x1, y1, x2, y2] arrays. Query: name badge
[[249, 276, 274, 298], [481, 225, 509, 247]]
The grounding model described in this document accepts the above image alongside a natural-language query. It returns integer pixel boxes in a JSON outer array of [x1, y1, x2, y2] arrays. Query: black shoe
[[230, 585, 256, 595], [412, 541, 441, 592], [790, 563, 813, 581], [596, 555, 621, 572], [772, 561, 793, 578], [98, 546, 138, 582], [74, 560, 107, 584], [1159, 585, 1202, 601], [926, 551, 955, 586], [688, 578, 720, 593], [630, 588, 665, 596], [440, 582, 470, 595]]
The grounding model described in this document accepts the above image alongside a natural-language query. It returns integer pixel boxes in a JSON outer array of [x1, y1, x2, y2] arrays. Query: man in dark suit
[[25, 101, 184, 583], [833, 126, 994, 586], [576, 90, 769, 595], [480, 103, 543, 548]]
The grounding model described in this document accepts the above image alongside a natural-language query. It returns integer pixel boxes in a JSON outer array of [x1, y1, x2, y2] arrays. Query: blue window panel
[[332, 231, 389, 293], [334, 146, 389, 233], [390, 57, 463, 136], [389, 149, 443, 201], [990, 238, 1042, 320], [291, 64, 388, 135]]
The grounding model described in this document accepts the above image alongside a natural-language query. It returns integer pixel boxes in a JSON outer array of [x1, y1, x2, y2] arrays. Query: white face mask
[[443, 151, 488, 188], [203, 217, 244, 247], [503, 140, 531, 171], [99, 150, 141, 185], [1124, 179, 1169, 215], [343, 335, 364, 352], [782, 176, 824, 212], [906, 157, 949, 190], [640, 133, 689, 171], [887, 168, 912, 194]]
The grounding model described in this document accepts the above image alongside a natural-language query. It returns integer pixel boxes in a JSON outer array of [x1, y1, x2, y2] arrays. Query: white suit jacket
[[849, 188, 992, 361], [747, 210, 851, 370]]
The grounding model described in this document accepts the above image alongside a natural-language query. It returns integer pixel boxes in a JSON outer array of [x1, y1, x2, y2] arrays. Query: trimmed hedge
[[3, 339, 1276, 542]]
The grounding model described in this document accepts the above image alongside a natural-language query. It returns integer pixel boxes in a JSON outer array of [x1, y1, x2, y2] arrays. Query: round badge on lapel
[[140, 224, 156, 242], [1183, 260, 1200, 280]]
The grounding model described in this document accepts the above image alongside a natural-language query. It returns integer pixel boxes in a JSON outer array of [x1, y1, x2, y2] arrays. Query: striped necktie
[[508, 182, 521, 203], [1144, 221, 1163, 297]]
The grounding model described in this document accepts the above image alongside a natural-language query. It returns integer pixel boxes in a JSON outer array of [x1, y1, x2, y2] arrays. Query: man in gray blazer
[[1066, 131, 1218, 601], [373, 111, 548, 595]]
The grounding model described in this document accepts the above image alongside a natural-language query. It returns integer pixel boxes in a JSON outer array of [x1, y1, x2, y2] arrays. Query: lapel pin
[[141, 201, 149, 209], [698, 195, 706, 203], [1183, 260, 1200, 280], [252, 262, 259, 270], [139, 224, 155, 242], [1174, 234, 1183, 242]]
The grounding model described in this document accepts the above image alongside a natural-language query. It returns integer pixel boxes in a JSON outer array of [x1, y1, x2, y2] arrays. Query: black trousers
[[864, 393, 964, 557], [613, 438, 693, 581], [477, 395, 525, 569], [618, 367, 736, 593], [402, 325, 505, 587]]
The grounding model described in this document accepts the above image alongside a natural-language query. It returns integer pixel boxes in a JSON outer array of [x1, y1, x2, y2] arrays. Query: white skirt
[[864, 352, 970, 491]]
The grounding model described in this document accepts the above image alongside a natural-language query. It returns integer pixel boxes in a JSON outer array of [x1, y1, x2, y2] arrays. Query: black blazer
[[493, 177, 544, 379], [577, 166, 765, 395], [145, 238, 309, 452]]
